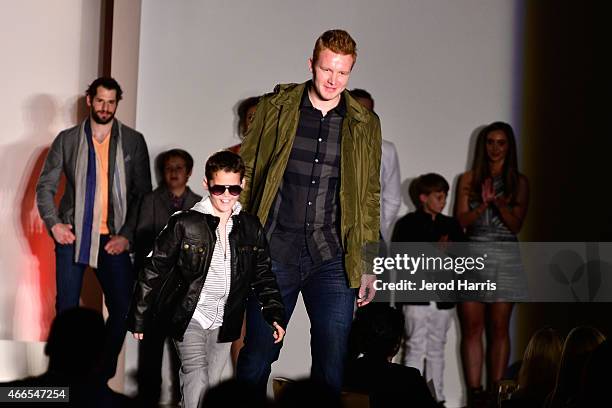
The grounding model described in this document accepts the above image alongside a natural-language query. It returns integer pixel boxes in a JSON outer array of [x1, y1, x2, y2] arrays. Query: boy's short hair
[[205, 150, 245, 181], [312, 29, 357, 65], [159, 148, 195, 174], [409, 173, 449, 207]]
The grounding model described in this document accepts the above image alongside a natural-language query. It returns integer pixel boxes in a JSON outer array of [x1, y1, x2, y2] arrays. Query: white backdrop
[[0, 0, 101, 379], [134, 1, 519, 406]]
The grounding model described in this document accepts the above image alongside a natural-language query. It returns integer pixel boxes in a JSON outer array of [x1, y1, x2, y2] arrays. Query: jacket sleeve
[[250, 220, 285, 329], [238, 97, 268, 214], [36, 132, 65, 232], [362, 117, 383, 273], [120, 131, 152, 243], [127, 213, 183, 334]]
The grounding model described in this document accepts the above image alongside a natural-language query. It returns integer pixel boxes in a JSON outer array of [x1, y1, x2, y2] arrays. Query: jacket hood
[[191, 195, 242, 216]]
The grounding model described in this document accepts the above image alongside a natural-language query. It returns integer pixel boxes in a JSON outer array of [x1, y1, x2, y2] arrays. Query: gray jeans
[[173, 320, 231, 408]]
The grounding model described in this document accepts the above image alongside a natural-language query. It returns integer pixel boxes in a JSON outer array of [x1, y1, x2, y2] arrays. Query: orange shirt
[[93, 134, 110, 234]]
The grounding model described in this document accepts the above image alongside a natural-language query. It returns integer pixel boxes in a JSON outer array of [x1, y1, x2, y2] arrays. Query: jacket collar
[[268, 81, 371, 124], [190, 196, 242, 217]]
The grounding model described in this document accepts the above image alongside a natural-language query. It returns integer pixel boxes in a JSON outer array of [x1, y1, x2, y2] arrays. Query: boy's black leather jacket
[[128, 210, 285, 342]]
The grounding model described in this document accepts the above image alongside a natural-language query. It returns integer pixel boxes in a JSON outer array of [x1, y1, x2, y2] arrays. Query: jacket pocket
[[237, 245, 258, 270], [177, 240, 206, 272]]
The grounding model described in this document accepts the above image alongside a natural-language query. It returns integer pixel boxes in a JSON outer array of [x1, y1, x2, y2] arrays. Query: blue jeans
[[55, 235, 134, 379], [236, 250, 355, 394]]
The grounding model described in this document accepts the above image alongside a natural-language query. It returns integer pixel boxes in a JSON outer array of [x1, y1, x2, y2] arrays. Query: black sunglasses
[[209, 184, 243, 196]]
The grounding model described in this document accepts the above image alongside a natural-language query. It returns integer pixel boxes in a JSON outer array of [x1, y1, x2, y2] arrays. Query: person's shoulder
[[118, 121, 145, 141], [185, 187, 203, 204], [397, 211, 419, 224], [52, 123, 81, 145]]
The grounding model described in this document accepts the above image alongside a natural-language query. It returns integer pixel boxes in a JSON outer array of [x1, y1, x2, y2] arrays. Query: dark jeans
[[236, 250, 355, 394], [55, 235, 134, 379]]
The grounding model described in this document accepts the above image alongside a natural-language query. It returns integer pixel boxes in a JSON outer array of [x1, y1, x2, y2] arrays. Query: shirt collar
[[300, 80, 347, 117]]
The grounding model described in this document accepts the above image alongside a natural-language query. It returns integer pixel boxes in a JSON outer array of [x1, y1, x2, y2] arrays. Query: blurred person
[[392, 173, 465, 406], [228, 96, 259, 154], [133, 148, 202, 406], [350, 88, 401, 244], [1, 307, 135, 407], [502, 327, 563, 408], [344, 303, 438, 408], [455, 121, 529, 406]]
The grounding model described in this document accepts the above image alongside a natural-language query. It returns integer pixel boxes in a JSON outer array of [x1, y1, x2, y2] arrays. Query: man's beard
[[91, 108, 115, 125]]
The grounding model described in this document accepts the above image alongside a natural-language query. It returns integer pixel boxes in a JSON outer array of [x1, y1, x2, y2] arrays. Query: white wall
[[0, 0, 101, 379], [135, 1, 518, 406]]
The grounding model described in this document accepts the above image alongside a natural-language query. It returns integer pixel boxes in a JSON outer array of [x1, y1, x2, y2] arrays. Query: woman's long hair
[[470, 121, 520, 204], [517, 327, 563, 400], [547, 326, 606, 407]]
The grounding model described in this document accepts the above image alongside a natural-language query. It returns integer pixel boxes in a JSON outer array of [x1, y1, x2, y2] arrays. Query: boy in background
[[133, 148, 202, 406], [391, 173, 465, 407]]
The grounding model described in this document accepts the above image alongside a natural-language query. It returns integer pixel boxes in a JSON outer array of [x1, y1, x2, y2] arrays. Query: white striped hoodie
[[190, 196, 241, 330]]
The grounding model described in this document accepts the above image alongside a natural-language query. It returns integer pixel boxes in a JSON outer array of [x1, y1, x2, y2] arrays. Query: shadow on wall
[[0, 94, 101, 341]]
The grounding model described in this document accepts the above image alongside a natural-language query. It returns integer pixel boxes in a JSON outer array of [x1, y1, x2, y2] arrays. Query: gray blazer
[[36, 119, 152, 243], [134, 185, 202, 269]]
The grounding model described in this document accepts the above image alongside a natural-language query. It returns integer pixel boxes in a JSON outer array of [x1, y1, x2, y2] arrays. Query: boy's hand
[[272, 322, 285, 343], [133, 332, 144, 340]]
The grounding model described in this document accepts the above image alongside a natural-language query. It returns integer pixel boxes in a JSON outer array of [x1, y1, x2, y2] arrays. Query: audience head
[[275, 378, 342, 408], [580, 340, 611, 406], [45, 307, 105, 378], [237, 96, 259, 138], [350, 88, 374, 111], [157, 148, 194, 191], [471, 121, 519, 203], [409, 173, 449, 215], [517, 327, 563, 397], [201, 378, 269, 408], [551, 326, 606, 404], [349, 303, 404, 362]]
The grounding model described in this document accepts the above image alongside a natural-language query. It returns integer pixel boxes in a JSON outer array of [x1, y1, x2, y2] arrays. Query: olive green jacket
[[239, 82, 381, 288]]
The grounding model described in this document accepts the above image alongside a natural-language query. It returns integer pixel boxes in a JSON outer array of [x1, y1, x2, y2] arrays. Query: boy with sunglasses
[[129, 150, 285, 408]]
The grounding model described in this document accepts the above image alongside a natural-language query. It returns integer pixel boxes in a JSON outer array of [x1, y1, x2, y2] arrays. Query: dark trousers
[[55, 235, 133, 379], [137, 322, 180, 405], [236, 250, 355, 394]]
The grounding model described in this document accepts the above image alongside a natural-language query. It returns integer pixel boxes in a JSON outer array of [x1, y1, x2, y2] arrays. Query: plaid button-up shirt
[[266, 83, 345, 265]]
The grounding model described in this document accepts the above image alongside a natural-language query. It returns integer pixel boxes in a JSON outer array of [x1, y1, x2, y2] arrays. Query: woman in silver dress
[[455, 122, 530, 406]]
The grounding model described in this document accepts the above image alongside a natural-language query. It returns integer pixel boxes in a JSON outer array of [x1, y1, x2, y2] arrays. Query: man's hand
[[133, 333, 144, 340], [357, 274, 377, 307], [272, 322, 285, 344], [105, 235, 129, 255], [51, 223, 76, 245]]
